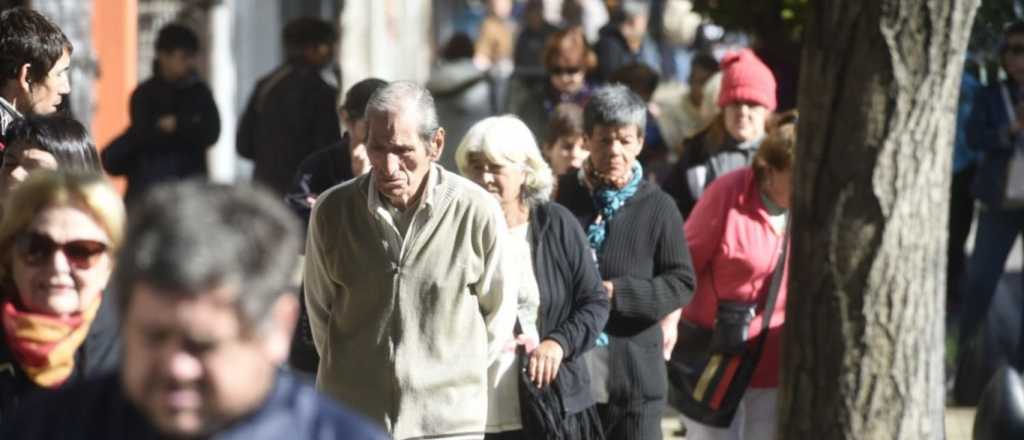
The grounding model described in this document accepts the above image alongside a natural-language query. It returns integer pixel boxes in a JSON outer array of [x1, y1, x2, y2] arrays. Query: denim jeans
[[959, 206, 1024, 353]]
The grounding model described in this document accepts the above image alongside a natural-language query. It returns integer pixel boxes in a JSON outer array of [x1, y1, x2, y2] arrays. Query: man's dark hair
[[5, 114, 101, 172], [690, 51, 720, 75], [583, 84, 647, 136], [283, 17, 337, 56], [155, 23, 200, 54], [1002, 21, 1024, 56], [113, 180, 301, 330], [610, 62, 660, 102], [341, 78, 388, 119], [441, 33, 475, 61], [0, 7, 73, 84]]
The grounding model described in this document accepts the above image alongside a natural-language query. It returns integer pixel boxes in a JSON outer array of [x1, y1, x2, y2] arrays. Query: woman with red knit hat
[[660, 48, 777, 219]]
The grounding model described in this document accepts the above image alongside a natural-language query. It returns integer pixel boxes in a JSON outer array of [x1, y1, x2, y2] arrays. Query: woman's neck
[[502, 201, 530, 228]]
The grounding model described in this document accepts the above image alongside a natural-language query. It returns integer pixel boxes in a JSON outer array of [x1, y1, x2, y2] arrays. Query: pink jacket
[[682, 167, 788, 388]]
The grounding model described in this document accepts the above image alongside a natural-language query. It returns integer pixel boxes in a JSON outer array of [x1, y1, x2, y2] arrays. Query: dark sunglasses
[[15, 232, 109, 269], [1008, 45, 1024, 56], [549, 66, 583, 76]]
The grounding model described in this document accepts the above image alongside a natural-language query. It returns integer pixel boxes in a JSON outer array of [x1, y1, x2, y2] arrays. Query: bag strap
[[758, 222, 789, 335]]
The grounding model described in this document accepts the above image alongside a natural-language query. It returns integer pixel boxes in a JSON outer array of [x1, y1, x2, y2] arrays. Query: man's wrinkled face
[[121, 284, 281, 438], [366, 106, 443, 208]]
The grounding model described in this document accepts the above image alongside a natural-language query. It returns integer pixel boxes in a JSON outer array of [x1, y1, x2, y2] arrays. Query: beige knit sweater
[[305, 165, 518, 439]]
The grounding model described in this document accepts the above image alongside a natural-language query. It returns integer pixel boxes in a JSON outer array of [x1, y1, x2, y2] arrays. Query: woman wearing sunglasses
[[0, 171, 124, 424], [507, 26, 596, 148]]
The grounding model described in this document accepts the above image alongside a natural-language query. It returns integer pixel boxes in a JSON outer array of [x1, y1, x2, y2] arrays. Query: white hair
[[364, 81, 440, 146], [455, 115, 555, 206]]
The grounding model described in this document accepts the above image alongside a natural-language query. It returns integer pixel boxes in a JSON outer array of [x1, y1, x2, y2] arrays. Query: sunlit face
[[761, 167, 793, 210], [366, 107, 443, 208], [0, 140, 58, 198], [25, 49, 71, 115], [464, 152, 527, 207], [1004, 34, 1024, 85], [584, 124, 643, 180], [723, 101, 769, 142], [156, 49, 196, 82], [121, 284, 289, 438], [544, 135, 588, 176], [11, 204, 112, 317]]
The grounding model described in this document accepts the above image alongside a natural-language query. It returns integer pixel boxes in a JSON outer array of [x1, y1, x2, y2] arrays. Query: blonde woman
[[0, 171, 124, 422], [457, 115, 609, 440]]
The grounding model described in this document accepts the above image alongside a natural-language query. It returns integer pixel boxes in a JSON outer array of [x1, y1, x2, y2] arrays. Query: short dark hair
[[113, 180, 301, 331], [690, 51, 720, 75], [283, 17, 337, 57], [155, 23, 199, 54], [5, 115, 101, 172], [441, 33, 475, 61], [583, 84, 647, 136], [0, 7, 73, 84], [610, 62, 660, 101], [341, 78, 388, 119], [546, 102, 584, 144]]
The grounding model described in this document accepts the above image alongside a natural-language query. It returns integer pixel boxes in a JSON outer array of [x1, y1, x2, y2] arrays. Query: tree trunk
[[778, 0, 978, 438]]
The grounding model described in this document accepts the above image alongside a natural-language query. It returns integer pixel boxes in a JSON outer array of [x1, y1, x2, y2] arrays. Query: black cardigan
[[528, 202, 610, 414], [555, 172, 696, 409]]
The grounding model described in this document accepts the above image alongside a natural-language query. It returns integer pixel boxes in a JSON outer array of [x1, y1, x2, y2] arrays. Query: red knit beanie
[[717, 49, 777, 111]]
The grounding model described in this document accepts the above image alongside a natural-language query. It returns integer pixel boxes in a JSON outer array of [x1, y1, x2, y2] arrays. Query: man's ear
[[263, 293, 299, 365], [430, 127, 446, 161], [17, 63, 31, 93]]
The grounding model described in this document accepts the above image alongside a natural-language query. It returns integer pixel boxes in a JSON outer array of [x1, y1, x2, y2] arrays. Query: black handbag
[[667, 227, 788, 428]]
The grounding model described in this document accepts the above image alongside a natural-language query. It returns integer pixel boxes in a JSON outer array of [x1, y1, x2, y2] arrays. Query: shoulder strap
[[759, 223, 789, 335]]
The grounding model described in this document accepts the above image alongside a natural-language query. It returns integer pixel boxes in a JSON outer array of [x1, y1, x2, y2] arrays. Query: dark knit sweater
[[555, 171, 696, 409]]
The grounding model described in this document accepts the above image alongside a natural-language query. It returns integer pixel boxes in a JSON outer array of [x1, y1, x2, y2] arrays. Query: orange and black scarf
[[1, 294, 100, 388]]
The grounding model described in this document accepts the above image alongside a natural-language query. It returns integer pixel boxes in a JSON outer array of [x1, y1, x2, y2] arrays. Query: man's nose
[[166, 350, 203, 382]]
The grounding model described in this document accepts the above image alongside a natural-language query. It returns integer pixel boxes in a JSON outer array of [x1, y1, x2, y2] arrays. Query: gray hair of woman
[[455, 115, 555, 207]]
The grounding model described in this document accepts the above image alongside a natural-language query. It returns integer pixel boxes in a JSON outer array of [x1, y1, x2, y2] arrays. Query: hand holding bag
[[667, 226, 788, 427]]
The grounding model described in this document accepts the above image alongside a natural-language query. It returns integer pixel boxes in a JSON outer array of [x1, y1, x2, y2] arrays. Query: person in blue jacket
[[3, 180, 387, 440], [959, 21, 1024, 360]]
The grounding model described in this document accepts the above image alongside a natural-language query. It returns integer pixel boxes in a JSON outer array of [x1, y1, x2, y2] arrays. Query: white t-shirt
[[486, 222, 541, 433]]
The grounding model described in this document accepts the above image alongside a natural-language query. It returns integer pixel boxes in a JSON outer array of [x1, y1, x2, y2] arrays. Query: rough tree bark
[[778, 1, 978, 439]]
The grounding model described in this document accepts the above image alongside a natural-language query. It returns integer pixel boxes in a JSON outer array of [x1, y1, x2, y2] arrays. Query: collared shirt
[[0, 96, 23, 139], [367, 167, 440, 262]]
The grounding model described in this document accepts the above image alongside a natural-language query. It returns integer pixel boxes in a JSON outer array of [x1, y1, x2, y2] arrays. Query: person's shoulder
[[314, 173, 368, 212], [4, 372, 121, 436], [278, 374, 387, 439]]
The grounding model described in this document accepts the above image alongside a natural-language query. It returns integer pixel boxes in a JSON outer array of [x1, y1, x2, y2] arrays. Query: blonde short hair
[[456, 115, 555, 206], [0, 171, 125, 282]]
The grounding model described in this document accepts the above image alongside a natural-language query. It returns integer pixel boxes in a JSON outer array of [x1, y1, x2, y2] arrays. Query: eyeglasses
[[549, 66, 584, 76], [15, 232, 109, 269]]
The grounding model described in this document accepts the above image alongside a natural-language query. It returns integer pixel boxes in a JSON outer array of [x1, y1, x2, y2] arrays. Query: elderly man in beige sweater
[[304, 81, 518, 440]]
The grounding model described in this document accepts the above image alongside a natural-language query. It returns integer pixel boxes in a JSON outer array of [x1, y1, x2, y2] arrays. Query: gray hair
[[583, 84, 647, 136], [455, 115, 554, 207], [113, 180, 301, 332], [365, 81, 441, 147]]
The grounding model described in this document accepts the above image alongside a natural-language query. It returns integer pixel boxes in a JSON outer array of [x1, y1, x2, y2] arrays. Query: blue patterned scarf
[[584, 161, 643, 347]]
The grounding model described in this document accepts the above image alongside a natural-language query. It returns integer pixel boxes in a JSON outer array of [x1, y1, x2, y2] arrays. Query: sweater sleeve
[[543, 206, 610, 361], [303, 199, 337, 356], [473, 201, 519, 364], [608, 197, 696, 324]]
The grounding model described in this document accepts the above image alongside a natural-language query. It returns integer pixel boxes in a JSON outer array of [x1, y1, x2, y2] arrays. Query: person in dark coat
[[284, 77, 386, 375], [237, 17, 341, 196], [3, 180, 387, 440], [102, 24, 220, 204], [593, 1, 648, 83], [0, 171, 124, 426], [554, 85, 695, 440], [0, 7, 73, 148], [456, 115, 609, 439]]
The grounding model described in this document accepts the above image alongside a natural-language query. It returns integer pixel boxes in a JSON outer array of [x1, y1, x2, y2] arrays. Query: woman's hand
[[529, 339, 564, 388], [659, 309, 682, 361]]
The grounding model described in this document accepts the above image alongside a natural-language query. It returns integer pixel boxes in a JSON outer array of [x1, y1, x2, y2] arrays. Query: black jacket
[[103, 73, 220, 203], [237, 64, 341, 196], [0, 295, 120, 426], [2, 370, 388, 439], [661, 129, 759, 219], [285, 134, 354, 239], [594, 25, 641, 83], [555, 173, 695, 409], [528, 202, 610, 414]]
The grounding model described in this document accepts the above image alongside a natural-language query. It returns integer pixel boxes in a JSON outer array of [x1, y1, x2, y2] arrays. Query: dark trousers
[[958, 206, 1024, 357], [597, 401, 663, 440], [949, 165, 977, 313]]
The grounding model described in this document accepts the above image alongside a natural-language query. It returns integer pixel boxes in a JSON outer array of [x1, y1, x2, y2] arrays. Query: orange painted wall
[[92, 0, 136, 153], [92, 0, 136, 192]]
